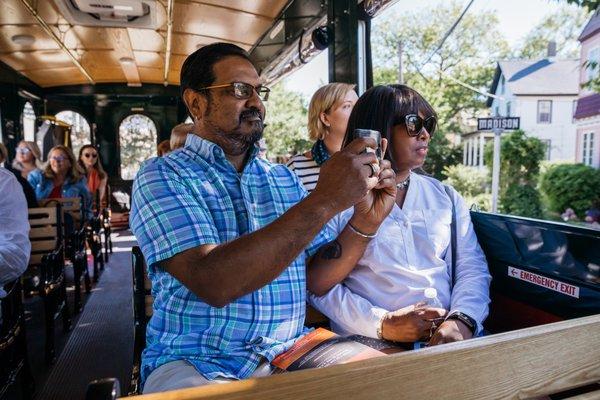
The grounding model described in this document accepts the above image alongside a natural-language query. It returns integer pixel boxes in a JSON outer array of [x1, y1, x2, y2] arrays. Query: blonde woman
[[12, 140, 43, 179], [28, 145, 92, 219], [287, 83, 358, 193]]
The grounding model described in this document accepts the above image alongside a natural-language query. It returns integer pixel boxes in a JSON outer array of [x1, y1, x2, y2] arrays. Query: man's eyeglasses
[[197, 82, 270, 101], [399, 114, 437, 137], [50, 156, 67, 162], [16, 148, 31, 154], [83, 153, 98, 159]]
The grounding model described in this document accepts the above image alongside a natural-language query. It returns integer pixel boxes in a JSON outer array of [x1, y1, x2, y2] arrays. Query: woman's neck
[[53, 173, 67, 185], [396, 169, 411, 183], [21, 161, 35, 171], [323, 135, 344, 155]]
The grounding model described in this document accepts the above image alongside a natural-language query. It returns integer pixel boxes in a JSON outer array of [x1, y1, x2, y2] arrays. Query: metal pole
[[398, 41, 403, 84], [491, 128, 502, 213]]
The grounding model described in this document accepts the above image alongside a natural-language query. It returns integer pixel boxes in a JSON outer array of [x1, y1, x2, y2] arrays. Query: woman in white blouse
[[308, 84, 491, 346], [287, 83, 358, 192]]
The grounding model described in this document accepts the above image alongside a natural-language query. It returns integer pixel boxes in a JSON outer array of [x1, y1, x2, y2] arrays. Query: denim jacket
[[28, 169, 92, 219]]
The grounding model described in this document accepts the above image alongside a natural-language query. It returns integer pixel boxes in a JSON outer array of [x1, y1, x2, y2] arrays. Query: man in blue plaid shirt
[[131, 43, 397, 394]]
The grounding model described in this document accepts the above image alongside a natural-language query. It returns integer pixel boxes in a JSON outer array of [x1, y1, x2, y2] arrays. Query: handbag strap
[[443, 185, 457, 290]]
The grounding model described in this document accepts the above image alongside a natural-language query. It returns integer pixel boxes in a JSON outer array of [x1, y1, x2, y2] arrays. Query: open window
[[119, 114, 157, 180], [55, 110, 91, 156]]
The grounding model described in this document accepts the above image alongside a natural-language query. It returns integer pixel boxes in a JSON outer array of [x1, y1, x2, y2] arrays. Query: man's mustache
[[239, 108, 263, 123]]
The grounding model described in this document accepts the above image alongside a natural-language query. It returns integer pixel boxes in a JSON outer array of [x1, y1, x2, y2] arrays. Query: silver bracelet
[[347, 221, 377, 239]]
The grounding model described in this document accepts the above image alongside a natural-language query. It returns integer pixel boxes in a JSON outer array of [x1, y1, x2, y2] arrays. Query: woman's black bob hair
[[342, 84, 437, 172]]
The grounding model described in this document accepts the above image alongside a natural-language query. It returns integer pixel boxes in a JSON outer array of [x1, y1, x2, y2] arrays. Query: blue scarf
[[311, 139, 330, 166]]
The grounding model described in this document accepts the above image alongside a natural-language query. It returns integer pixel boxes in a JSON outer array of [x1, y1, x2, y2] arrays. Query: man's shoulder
[[0, 167, 14, 180]]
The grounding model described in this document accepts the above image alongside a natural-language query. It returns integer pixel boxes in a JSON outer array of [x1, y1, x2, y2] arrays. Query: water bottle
[[424, 288, 443, 309]]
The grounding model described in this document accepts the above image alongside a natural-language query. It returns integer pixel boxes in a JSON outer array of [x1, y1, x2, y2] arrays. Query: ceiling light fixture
[[119, 56, 135, 64], [11, 34, 35, 46]]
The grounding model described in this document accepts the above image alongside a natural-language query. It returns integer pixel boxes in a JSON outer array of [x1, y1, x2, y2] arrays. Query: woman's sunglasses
[[83, 153, 98, 159], [400, 114, 437, 137], [16, 147, 31, 154]]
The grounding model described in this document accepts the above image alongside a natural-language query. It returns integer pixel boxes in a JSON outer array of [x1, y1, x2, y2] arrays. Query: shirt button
[[404, 221, 409, 228]]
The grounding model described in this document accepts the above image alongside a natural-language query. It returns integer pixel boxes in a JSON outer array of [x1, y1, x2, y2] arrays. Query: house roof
[[487, 59, 580, 106], [574, 93, 600, 119], [579, 9, 600, 42]]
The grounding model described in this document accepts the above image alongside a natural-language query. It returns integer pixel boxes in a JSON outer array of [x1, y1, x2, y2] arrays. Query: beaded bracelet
[[347, 221, 377, 239]]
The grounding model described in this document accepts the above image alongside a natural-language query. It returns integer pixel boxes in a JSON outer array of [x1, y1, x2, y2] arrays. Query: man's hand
[[350, 139, 396, 233], [381, 303, 447, 343], [428, 319, 473, 346], [312, 138, 382, 215]]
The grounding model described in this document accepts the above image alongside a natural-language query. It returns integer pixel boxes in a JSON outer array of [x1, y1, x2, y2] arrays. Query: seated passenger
[[12, 140, 43, 179], [130, 43, 396, 394], [287, 82, 358, 193], [309, 85, 491, 346], [78, 144, 108, 209], [28, 145, 92, 220], [0, 167, 31, 299], [0, 143, 37, 208], [170, 122, 193, 151]]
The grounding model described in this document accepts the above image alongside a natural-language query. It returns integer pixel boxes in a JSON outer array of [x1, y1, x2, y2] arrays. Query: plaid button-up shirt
[[130, 134, 330, 384]]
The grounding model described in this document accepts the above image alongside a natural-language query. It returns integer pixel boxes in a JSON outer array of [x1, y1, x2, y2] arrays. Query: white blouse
[[309, 172, 491, 337]]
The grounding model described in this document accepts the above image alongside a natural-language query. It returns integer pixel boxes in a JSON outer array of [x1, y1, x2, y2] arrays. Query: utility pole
[[398, 41, 404, 84]]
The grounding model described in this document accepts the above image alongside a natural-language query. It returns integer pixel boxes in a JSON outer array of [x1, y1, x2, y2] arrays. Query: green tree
[[422, 131, 463, 180], [484, 130, 546, 217], [443, 164, 491, 210], [372, 1, 510, 133], [540, 163, 600, 217], [262, 83, 310, 158], [516, 5, 591, 59], [557, 0, 599, 11]]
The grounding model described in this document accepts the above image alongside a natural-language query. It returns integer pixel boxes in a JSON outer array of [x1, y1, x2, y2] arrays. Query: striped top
[[130, 135, 331, 384], [286, 153, 321, 193]]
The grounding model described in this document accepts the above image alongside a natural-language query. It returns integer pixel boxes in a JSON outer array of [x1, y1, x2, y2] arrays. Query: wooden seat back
[[40, 197, 84, 230], [130, 246, 153, 395], [124, 314, 600, 400], [0, 280, 32, 399], [28, 205, 62, 267]]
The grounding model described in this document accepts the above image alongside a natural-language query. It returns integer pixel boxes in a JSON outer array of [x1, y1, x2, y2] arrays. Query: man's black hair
[[179, 42, 253, 101]]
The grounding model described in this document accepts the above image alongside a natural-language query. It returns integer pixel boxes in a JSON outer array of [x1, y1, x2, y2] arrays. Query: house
[[463, 47, 579, 168], [574, 9, 600, 168]]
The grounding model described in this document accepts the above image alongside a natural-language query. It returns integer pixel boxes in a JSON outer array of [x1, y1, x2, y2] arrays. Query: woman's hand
[[350, 139, 396, 233], [381, 302, 446, 343], [428, 319, 473, 346]]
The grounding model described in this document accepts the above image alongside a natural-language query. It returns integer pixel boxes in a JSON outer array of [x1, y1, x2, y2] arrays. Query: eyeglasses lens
[[232, 83, 269, 101], [51, 156, 66, 162], [17, 148, 30, 154], [84, 153, 97, 158]]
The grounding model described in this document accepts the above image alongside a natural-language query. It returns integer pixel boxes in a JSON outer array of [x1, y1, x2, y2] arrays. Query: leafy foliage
[[262, 83, 310, 158], [556, 0, 599, 11], [515, 5, 591, 59], [540, 163, 600, 217], [483, 130, 546, 217], [443, 164, 491, 211], [119, 114, 157, 180], [371, 1, 509, 133], [422, 132, 462, 180], [502, 184, 544, 218]]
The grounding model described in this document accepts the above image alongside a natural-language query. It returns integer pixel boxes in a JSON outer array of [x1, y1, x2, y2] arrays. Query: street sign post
[[477, 117, 520, 213]]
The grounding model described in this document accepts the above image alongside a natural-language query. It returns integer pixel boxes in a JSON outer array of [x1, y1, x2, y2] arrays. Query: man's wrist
[[304, 191, 339, 222], [348, 216, 379, 236]]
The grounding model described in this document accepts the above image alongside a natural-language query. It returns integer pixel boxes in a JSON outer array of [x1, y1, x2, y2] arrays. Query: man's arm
[[0, 171, 31, 287], [161, 138, 383, 308]]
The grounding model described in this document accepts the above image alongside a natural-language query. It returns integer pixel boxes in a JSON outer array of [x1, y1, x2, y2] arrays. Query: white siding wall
[[517, 96, 578, 162]]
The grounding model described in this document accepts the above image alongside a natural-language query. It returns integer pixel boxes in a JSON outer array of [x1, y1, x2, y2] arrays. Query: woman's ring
[[367, 163, 379, 178]]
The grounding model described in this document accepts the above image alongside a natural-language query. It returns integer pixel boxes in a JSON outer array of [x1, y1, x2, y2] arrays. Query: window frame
[[54, 109, 92, 156], [587, 47, 600, 82], [118, 113, 158, 181], [537, 100, 552, 124]]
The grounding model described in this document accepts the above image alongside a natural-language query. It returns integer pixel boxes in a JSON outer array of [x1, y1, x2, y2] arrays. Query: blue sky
[[283, 0, 582, 98]]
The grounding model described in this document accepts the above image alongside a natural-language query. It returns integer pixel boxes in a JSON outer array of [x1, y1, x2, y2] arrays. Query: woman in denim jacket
[[28, 145, 92, 220]]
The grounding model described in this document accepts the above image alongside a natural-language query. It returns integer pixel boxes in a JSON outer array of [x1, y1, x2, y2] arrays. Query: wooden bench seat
[[119, 314, 600, 400]]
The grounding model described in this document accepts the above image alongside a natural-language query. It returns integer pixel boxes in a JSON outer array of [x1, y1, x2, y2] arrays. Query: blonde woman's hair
[[43, 145, 84, 183], [307, 82, 356, 141], [12, 140, 43, 170]]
